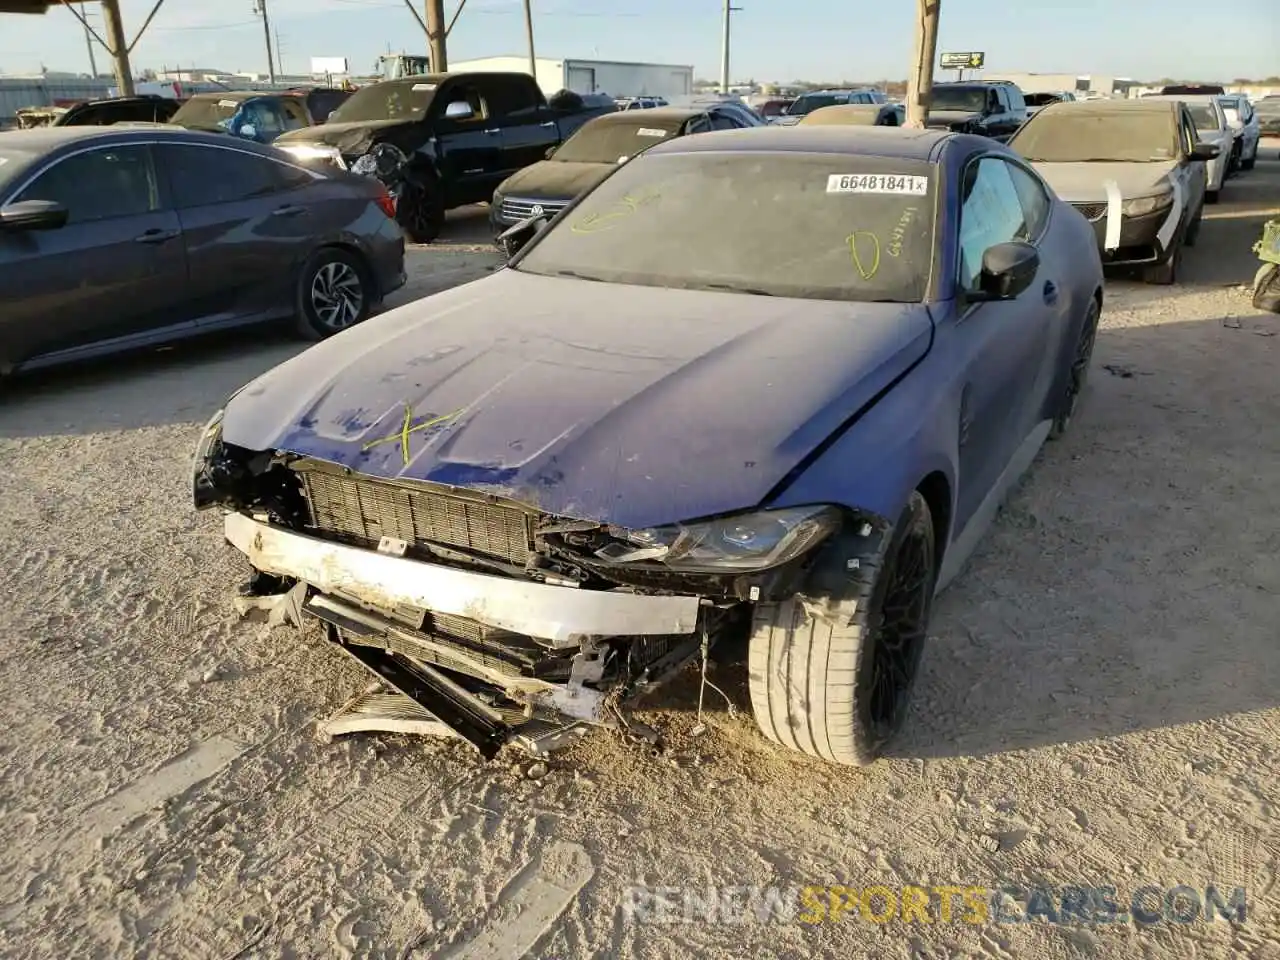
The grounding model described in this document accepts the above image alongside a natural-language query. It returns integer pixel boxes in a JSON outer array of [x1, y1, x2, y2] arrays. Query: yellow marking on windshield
[[570, 191, 661, 234], [846, 231, 882, 280], [887, 206, 918, 258]]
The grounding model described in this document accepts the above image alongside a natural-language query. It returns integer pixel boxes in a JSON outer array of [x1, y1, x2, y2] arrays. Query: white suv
[[1216, 95, 1261, 172]]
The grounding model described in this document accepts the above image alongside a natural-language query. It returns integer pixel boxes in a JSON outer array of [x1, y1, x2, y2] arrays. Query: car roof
[[1038, 98, 1179, 116], [798, 104, 897, 125], [1144, 93, 1218, 104], [647, 125, 949, 159], [0, 124, 283, 155], [187, 90, 304, 102], [590, 106, 707, 126]]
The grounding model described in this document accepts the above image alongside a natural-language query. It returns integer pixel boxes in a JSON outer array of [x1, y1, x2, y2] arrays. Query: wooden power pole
[[522, 0, 536, 78], [904, 0, 940, 128], [424, 0, 447, 72], [99, 0, 134, 96]]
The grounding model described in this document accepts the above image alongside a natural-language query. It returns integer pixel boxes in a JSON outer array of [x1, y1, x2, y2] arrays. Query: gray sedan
[[0, 127, 406, 376]]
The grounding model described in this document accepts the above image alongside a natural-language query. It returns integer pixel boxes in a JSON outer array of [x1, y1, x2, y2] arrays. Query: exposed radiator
[[296, 467, 535, 565]]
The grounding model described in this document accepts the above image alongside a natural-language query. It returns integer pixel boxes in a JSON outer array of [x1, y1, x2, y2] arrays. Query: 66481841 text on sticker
[[827, 174, 929, 196]]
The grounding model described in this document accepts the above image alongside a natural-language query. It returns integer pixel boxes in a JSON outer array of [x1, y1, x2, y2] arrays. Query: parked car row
[[10, 67, 1259, 768], [1004, 95, 1247, 284]]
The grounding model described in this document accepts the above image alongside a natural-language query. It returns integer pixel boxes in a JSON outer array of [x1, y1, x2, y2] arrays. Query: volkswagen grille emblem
[[530, 204, 544, 217]]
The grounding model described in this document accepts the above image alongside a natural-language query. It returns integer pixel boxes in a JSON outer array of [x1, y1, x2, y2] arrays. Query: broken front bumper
[[225, 513, 700, 645], [224, 513, 704, 757]]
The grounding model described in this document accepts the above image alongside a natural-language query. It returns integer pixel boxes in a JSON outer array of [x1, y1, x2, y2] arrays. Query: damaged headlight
[[191, 407, 225, 509], [594, 505, 841, 572], [1122, 189, 1174, 217], [279, 143, 346, 169]]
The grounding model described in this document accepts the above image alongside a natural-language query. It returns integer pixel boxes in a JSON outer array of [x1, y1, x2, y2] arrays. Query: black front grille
[[297, 468, 535, 565], [1071, 202, 1108, 221]]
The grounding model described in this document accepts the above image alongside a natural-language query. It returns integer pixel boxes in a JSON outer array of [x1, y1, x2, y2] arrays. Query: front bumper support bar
[[224, 512, 700, 647]]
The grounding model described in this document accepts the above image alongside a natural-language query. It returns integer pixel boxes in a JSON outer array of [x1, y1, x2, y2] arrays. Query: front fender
[[766, 326, 960, 545]]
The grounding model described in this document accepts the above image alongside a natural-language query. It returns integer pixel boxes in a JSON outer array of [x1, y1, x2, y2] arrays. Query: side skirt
[[935, 418, 1052, 596]]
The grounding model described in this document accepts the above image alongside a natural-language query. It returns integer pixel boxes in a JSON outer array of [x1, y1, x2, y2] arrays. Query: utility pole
[[522, 0, 536, 78], [252, 0, 277, 82], [99, 0, 134, 96], [904, 0, 940, 128], [80, 2, 98, 78], [719, 1, 734, 93], [274, 29, 285, 77], [425, 0, 447, 72]]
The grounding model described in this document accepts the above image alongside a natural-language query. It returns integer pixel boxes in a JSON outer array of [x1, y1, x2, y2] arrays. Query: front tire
[[1142, 240, 1182, 285], [396, 181, 445, 244], [748, 493, 936, 766], [1050, 295, 1100, 439], [295, 247, 371, 341]]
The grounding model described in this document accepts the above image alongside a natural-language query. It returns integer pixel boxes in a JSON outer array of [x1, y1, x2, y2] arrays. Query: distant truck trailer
[[448, 56, 693, 100]]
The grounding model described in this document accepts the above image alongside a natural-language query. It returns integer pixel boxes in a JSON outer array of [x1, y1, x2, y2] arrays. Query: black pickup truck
[[275, 72, 615, 243]]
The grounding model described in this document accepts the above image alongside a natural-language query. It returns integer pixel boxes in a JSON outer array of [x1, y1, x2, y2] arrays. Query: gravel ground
[[1, 148, 1279, 960]]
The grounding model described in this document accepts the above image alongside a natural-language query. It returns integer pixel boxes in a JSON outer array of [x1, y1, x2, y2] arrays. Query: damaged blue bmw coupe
[[194, 126, 1104, 766]]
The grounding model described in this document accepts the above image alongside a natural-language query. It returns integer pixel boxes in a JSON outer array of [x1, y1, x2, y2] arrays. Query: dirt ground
[[2, 146, 1279, 960]]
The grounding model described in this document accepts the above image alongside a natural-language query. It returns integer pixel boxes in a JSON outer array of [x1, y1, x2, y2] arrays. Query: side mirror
[[779, 104, 790, 115], [1189, 142, 1220, 161], [544, 145, 557, 159], [968, 241, 1040, 302], [444, 100, 475, 121], [0, 199, 69, 231], [239, 123, 258, 139]]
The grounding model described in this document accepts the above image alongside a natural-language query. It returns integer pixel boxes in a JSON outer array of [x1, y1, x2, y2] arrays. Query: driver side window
[[957, 157, 1028, 291]]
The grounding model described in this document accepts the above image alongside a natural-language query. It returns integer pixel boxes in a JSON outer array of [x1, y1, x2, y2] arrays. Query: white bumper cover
[[224, 513, 701, 645]]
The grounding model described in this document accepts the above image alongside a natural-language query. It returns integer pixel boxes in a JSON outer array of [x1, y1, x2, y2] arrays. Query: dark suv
[[926, 81, 1027, 141]]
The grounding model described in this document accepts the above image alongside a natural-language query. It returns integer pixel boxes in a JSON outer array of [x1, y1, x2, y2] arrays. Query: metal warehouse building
[[447, 56, 693, 99]]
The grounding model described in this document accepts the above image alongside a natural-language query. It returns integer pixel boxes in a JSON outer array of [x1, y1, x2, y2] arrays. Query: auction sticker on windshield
[[827, 173, 929, 195], [637, 128, 669, 137]]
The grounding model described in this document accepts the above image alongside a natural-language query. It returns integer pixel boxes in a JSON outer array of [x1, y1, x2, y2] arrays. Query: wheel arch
[[915, 470, 952, 574], [304, 239, 377, 295]]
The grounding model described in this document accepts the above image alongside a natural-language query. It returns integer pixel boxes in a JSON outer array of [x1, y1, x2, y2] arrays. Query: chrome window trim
[[1, 136, 324, 208]]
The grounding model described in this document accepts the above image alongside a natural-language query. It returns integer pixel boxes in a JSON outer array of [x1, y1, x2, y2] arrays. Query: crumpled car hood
[[221, 270, 934, 530], [497, 160, 615, 201], [276, 119, 415, 156], [1030, 160, 1176, 202]]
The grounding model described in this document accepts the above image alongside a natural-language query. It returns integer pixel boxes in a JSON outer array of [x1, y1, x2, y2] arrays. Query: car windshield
[[931, 87, 988, 112], [514, 152, 937, 303], [327, 80, 436, 123], [0, 146, 39, 194], [1010, 110, 1178, 162], [788, 94, 847, 116], [553, 118, 681, 164], [170, 96, 243, 131], [1186, 104, 1218, 132]]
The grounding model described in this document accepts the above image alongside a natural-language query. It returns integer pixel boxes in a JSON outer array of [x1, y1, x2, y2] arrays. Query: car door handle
[[539, 121, 556, 128], [483, 128, 501, 135], [271, 204, 307, 217], [1042, 280, 1058, 305], [134, 228, 179, 244]]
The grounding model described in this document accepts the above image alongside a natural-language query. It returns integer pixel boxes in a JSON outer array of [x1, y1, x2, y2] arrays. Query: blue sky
[[1, 0, 1276, 81]]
